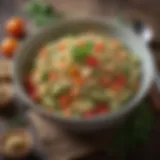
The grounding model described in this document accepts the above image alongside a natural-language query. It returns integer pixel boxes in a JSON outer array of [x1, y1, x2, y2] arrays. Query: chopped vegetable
[[73, 76, 85, 86], [95, 42, 105, 53], [90, 90, 108, 102], [48, 72, 57, 81], [59, 95, 71, 109], [68, 65, 80, 77], [51, 80, 71, 96], [100, 76, 112, 86], [83, 110, 95, 119], [86, 56, 99, 67], [70, 87, 80, 97], [95, 104, 110, 115]]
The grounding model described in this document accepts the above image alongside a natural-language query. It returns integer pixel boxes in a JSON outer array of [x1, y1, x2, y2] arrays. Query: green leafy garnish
[[72, 41, 94, 63], [25, 0, 63, 26]]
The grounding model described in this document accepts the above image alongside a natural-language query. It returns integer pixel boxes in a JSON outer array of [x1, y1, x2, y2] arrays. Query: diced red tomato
[[111, 75, 127, 91], [59, 96, 71, 109], [95, 43, 105, 53], [100, 77, 112, 86], [95, 104, 110, 114], [24, 76, 35, 94], [86, 56, 99, 68], [70, 87, 80, 97], [116, 75, 127, 85], [83, 110, 95, 119], [73, 76, 85, 86], [111, 82, 123, 92], [69, 65, 80, 77], [24, 76, 40, 102], [30, 91, 40, 102], [49, 72, 57, 81]]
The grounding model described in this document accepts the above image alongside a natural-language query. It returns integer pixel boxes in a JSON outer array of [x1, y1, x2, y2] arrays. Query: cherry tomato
[[0, 37, 18, 57], [6, 17, 25, 37]]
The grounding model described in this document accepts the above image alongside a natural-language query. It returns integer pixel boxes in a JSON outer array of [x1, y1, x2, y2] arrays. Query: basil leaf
[[72, 41, 94, 63]]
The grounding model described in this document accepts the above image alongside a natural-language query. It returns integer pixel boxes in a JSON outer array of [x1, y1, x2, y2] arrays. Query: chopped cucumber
[[42, 96, 58, 109], [90, 90, 108, 102], [71, 99, 94, 112], [51, 80, 71, 96]]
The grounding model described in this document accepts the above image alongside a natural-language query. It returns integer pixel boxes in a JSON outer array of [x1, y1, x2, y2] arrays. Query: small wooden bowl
[[0, 129, 33, 159]]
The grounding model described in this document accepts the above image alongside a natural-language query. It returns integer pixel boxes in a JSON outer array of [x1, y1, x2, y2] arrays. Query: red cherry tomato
[[6, 17, 25, 37], [0, 37, 18, 57]]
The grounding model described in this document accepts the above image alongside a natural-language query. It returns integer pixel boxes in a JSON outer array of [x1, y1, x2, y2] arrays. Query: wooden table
[[1, 0, 160, 159]]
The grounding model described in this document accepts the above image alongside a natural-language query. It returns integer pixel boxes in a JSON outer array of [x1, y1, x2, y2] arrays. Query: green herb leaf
[[72, 41, 94, 63]]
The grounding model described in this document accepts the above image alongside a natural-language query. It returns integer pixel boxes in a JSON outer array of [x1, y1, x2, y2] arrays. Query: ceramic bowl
[[13, 18, 156, 132]]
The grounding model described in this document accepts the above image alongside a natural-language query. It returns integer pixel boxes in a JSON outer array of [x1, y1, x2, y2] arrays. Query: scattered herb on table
[[25, 0, 63, 26]]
